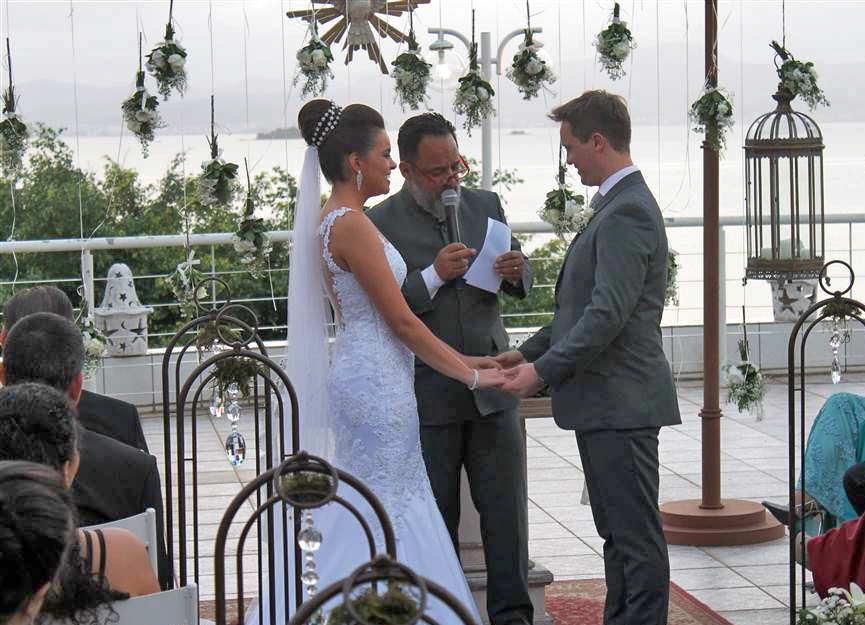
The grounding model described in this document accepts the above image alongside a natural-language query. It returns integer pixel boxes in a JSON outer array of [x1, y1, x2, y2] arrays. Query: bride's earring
[[356, 169, 363, 191]]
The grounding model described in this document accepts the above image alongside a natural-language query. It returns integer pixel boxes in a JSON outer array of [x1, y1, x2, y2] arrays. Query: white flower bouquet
[[232, 196, 272, 278], [81, 328, 107, 379], [294, 33, 334, 99], [798, 583, 865, 625], [166, 250, 208, 319], [0, 85, 28, 176], [391, 31, 431, 111], [723, 338, 767, 418], [198, 133, 239, 207], [506, 30, 555, 100], [453, 42, 496, 134], [121, 71, 165, 158], [146, 23, 188, 100], [771, 41, 829, 111], [595, 3, 635, 80], [665, 249, 679, 307], [690, 85, 734, 153], [538, 165, 589, 239]]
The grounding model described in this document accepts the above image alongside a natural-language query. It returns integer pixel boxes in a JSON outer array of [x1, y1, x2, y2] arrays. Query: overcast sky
[[1, 1, 862, 132]]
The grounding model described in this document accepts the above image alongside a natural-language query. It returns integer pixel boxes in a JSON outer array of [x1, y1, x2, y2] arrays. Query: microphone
[[441, 189, 460, 243]]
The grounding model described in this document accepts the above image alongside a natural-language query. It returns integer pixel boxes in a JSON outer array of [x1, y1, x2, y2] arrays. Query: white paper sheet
[[464, 217, 512, 294]]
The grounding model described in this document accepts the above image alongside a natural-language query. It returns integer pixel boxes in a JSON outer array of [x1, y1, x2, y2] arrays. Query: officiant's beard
[[404, 178, 461, 220]]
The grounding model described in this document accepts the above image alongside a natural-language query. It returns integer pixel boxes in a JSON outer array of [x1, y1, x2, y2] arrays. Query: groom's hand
[[493, 350, 526, 368], [434, 243, 476, 281], [502, 363, 544, 398]]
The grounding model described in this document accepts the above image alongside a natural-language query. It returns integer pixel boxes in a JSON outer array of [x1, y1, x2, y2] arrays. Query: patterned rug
[[545, 579, 734, 625]]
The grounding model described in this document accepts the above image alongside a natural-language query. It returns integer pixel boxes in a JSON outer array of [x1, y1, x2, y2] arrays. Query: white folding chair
[[110, 583, 199, 625], [81, 508, 158, 576], [40, 584, 199, 625]]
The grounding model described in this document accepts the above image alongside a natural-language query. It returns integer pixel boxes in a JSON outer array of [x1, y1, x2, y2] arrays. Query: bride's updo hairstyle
[[298, 99, 385, 184]]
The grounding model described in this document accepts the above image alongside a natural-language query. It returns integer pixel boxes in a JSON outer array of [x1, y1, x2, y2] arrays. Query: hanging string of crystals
[[223, 381, 246, 466], [298, 509, 323, 604], [828, 315, 851, 384]]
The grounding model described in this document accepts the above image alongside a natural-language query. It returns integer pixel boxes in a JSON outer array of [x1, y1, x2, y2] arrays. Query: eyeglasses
[[406, 155, 470, 185]]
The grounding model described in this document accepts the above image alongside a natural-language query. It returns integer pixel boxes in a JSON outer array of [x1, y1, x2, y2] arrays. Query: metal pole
[[480, 31, 493, 191], [81, 249, 95, 315], [719, 226, 727, 386], [700, 0, 723, 510]]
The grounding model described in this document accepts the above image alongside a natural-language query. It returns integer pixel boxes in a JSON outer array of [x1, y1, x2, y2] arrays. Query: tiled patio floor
[[142, 373, 861, 625]]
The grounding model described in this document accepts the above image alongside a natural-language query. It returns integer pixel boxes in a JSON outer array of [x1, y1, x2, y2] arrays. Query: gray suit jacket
[[368, 186, 533, 425], [519, 172, 680, 432]]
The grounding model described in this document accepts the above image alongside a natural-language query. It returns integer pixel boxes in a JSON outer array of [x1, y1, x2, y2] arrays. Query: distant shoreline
[[255, 127, 301, 140]]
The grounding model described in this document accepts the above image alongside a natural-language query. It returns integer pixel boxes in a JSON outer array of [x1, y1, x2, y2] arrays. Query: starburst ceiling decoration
[[287, 0, 430, 74]]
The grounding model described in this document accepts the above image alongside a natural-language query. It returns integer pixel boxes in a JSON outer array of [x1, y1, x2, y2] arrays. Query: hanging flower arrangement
[[665, 249, 679, 307], [77, 289, 107, 378], [198, 97, 239, 207], [770, 40, 829, 111], [166, 250, 208, 318], [146, 3, 188, 101], [0, 39, 29, 176], [723, 338, 767, 420], [121, 69, 165, 158], [690, 84, 734, 153], [595, 3, 636, 80], [506, 29, 555, 100], [798, 583, 865, 625], [294, 21, 335, 99], [453, 13, 495, 135], [232, 161, 272, 278], [391, 30, 432, 111], [538, 162, 588, 240]]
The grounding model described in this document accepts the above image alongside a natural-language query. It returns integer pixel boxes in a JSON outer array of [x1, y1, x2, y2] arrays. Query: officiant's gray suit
[[368, 185, 534, 625], [519, 171, 680, 625]]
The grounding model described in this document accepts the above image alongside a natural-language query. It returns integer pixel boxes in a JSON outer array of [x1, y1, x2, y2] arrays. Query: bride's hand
[[463, 355, 502, 370], [471, 368, 507, 390]]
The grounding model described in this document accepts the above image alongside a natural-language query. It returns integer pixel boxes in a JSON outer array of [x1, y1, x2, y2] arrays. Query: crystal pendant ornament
[[225, 429, 246, 466], [299, 510, 323, 598], [209, 387, 224, 418], [829, 317, 843, 385], [226, 382, 241, 400], [227, 401, 241, 423]]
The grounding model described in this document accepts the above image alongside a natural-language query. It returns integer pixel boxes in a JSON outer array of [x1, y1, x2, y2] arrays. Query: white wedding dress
[[310, 207, 481, 623]]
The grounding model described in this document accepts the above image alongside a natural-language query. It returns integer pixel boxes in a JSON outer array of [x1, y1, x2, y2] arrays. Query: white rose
[[168, 54, 185, 72], [564, 199, 579, 218], [716, 102, 729, 116], [525, 59, 543, 76], [476, 86, 490, 101], [234, 239, 256, 253], [613, 42, 630, 60], [135, 110, 153, 122], [543, 207, 562, 223], [151, 49, 166, 68], [126, 119, 142, 133], [726, 366, 745, 385], [311, 49, 327, 68], [297, 49, 312, 66]]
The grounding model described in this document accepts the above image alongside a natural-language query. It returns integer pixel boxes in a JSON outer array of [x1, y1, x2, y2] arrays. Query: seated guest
[[1, 285, 149, 452], [763, 392, 865, 534], [0, 460, 77, 625], [0, 383, 159, 602], [0, 313, 171, 590]]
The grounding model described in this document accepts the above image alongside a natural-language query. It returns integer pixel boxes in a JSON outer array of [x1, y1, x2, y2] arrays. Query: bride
[[280, 100, 505, 622]]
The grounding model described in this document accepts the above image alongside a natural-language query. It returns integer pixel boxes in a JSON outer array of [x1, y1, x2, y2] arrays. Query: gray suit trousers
[[420, 405, 532, 625], [577, 427, 670, 625]]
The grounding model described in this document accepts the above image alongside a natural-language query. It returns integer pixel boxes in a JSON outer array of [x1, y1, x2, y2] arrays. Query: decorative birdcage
[[744, 86, 825, 282]]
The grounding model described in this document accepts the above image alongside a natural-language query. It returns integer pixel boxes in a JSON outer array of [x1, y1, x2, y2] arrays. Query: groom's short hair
[[550, 91, 631, 153], [397, 113, 458, 162]]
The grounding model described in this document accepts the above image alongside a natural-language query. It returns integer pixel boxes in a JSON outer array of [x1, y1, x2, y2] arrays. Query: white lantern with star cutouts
[[93, 263, 153, 356]]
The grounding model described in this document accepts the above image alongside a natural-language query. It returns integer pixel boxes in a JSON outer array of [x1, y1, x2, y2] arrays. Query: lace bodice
[[318, 207, 428, 537]]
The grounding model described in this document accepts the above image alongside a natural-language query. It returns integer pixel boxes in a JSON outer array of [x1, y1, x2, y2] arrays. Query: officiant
[[368, 112, 534, 625]]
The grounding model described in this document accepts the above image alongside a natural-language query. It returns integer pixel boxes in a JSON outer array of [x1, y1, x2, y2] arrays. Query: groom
[[368, 112, 534, 625], [500, 91, 681, 625]]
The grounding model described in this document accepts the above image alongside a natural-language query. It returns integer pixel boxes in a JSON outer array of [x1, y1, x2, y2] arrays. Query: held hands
[[501, 363, 545, 398], [469, 367, 509, 390], [493, 250, 525, 281], [492, 350, 526, 368], [463, 355, 502, 370], [434, 243, 477, 281]]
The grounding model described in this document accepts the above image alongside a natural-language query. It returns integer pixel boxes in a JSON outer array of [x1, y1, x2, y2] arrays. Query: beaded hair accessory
[[311, 102, 343, 148]]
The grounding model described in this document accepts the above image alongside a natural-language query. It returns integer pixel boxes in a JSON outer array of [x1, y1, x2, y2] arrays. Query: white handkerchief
[[463, 217, 512, 294]]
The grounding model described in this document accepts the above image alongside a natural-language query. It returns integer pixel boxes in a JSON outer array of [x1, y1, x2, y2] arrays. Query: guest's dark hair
[[3, 285, 75, 329], [0, 383, 79, 471], [3, 312, 84, 391], [0, 460, 75, 624], [298, 100, 385, 183], [549, 90, 631, 153], [397, 112, 458, 162]]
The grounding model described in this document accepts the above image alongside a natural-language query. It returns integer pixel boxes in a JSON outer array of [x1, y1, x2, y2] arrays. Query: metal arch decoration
[[160, 279, 295, 591], [213, 453, 400, 625], [286, 0, 431, 74], [785, 260, 864, 625], [286, 554, 481, 625]]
